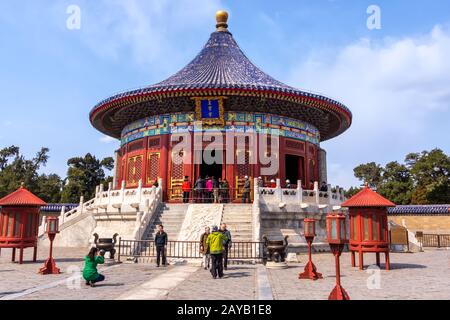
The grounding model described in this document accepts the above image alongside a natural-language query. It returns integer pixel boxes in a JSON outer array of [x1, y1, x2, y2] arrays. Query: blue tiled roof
[[388, 205, 450, 215], [92, 31, 350, 113], [90, 28, 352, 141], [41, 203, 78, 213]]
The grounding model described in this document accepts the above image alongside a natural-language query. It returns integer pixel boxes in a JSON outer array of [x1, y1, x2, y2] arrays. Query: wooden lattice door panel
[[235, 176, 254, 200], [127, 155, 143, 187], [169, 151, 185, 200], [235, 150, 252, 198], [146, 153, 160, 184], [169, 179, 184, 200]]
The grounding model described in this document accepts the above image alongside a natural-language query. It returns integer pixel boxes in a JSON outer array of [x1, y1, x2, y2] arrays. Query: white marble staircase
[[221, 204, 253, 242], [144, 203, 189, 241]]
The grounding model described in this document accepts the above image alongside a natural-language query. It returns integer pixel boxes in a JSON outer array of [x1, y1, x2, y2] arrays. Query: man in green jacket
[[206, 226, 228, 279]]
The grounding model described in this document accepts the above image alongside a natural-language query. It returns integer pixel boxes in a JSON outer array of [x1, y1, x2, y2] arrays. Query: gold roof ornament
[[216, 10, 229, 32]]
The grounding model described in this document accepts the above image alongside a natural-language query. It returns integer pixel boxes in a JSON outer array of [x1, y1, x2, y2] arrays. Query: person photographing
[[82, 247, 106, 287]]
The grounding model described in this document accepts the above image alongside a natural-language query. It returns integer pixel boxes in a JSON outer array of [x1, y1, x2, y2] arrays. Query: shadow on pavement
[[224, 272, 250, 278], [389, 263, 427, 270], [94, 283, 125, 287]]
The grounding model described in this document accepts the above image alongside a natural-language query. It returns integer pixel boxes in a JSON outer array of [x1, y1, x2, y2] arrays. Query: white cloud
[[288, 26, 450, 188], [78, 0, 224, 73], [99, 135, 118, 144]]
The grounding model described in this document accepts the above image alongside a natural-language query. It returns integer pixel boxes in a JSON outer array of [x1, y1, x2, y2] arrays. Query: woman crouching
[[83, 247, 105, 287]]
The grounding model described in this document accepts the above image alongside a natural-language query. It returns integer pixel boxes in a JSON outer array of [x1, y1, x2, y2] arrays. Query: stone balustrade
[[255, 179, 346, 208]]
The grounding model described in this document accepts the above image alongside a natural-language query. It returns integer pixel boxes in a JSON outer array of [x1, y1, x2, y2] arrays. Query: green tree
[[0, 145, 62, 202], [345, 186, 361, 199], [407, 149, 450, 204], [61, 153, 114, 203], [377, 161, 413, 205], [35, 174, 63, 203], [350, 149, 450, 205], [353, 162, 383, 189]]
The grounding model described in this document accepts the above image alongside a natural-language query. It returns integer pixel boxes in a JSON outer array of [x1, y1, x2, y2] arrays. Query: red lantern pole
[[327, 213, 350, 300], [299, 219, 323, 280], [39, 217, 60, 275], [328, 243, 350, 300]]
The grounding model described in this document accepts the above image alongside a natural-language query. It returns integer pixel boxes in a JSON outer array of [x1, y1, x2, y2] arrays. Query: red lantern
[[342, 186, 395, 271], [326, 213, 350, 300], [299, 218, 323, 280], [39, 216, 60, 275]]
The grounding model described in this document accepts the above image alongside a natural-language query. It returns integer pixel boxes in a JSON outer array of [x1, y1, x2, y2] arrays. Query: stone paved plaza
[[1, 246, 449, 300]]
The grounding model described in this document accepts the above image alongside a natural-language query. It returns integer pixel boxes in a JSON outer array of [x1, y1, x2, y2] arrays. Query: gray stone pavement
[[1, 246, 449, 300], [167, 264, 258, 300], [268, 249, 450, 300], [0, 246, 169, 300]]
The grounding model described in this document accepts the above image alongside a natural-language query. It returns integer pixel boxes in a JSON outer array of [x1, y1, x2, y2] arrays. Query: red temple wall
[[114, 133, 321, 201]]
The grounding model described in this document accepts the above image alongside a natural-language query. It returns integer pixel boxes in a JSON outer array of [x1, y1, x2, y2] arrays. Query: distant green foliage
[[349, 149, 450, 205], [0, 146, 113, 204], [60, 153, 114, 203], [0, 146, 63, 202]]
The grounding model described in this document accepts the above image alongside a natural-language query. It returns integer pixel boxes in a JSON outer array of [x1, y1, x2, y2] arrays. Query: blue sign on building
[[201, 99, 220, 119]]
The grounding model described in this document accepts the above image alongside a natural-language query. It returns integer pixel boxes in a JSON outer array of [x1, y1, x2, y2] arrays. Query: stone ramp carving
[[177, 204, 224, 241]]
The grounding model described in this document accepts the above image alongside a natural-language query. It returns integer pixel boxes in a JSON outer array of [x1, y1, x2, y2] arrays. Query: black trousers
[[183, 192, 190, 203], [156, 246, 166, 266], [242, 191, 251, 203], [223, 246, 229, 269], [210, 253, 223, 278]]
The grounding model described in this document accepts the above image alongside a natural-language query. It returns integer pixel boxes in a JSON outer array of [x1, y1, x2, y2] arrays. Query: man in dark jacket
[[194, 176, 205, 203], [154, 225, 168, 267], [242, 176, 251, 203], [220, 223, 232, 270]]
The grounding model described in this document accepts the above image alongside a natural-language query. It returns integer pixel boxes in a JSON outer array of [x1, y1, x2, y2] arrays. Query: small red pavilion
[[342, 186, 395, 271], [0, 185, 47, 264]]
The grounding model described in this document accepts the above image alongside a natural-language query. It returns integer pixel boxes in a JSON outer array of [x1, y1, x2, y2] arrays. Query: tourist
[[242, 176, 251, 203], [206, 225, 228, 279], [270, 179, 276, 188], [194, 176, 205, 203], [82, 247, 106, 287], [257, 177, 264, 188], [220, 179, 229, 203], [153, 179, 159, 188], [155, 224, 168, 267], [220, 223, 232, 271], [218, 178, 223, 202], [286, 179, 292, 189], [206, 176, 213, 203], [320, 182, 328, 192], [212, 176, 220, 203], [182, 176, 191, 203], [200, 227, 211, 270]]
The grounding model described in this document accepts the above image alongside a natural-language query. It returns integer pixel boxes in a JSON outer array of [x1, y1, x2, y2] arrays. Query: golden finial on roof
[[216, 10, 229, 32], [20, 182, 25, 188]]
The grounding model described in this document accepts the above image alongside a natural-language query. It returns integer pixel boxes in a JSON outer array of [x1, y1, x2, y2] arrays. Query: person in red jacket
[[182, 176, 191, 203]]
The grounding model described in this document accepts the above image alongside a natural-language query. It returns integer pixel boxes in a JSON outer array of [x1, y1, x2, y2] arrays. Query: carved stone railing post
[[314, 181, 320, 205], [253, 178, 260, 203], [79, 196, 84, 215], [297, 180, 303, 204], [138, 179, 143, 205], [327, 184, 332, 204], [61, 205, 66, 224], [276, 178, 282, 202]]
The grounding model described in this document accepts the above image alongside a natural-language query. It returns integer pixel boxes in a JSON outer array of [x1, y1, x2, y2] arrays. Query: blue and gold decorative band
[[121, 112, 320, 146]]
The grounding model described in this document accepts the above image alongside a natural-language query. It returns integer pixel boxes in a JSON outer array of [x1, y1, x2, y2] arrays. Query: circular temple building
[[90, 11, 352, 202]]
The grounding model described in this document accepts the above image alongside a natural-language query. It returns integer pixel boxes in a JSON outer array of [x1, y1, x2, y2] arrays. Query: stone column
[[318, 148, 328, 184], [112, 150, 119, 190]]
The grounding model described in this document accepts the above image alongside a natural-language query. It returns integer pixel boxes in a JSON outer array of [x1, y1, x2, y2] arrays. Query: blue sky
[[0, 0, 449, 188]]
